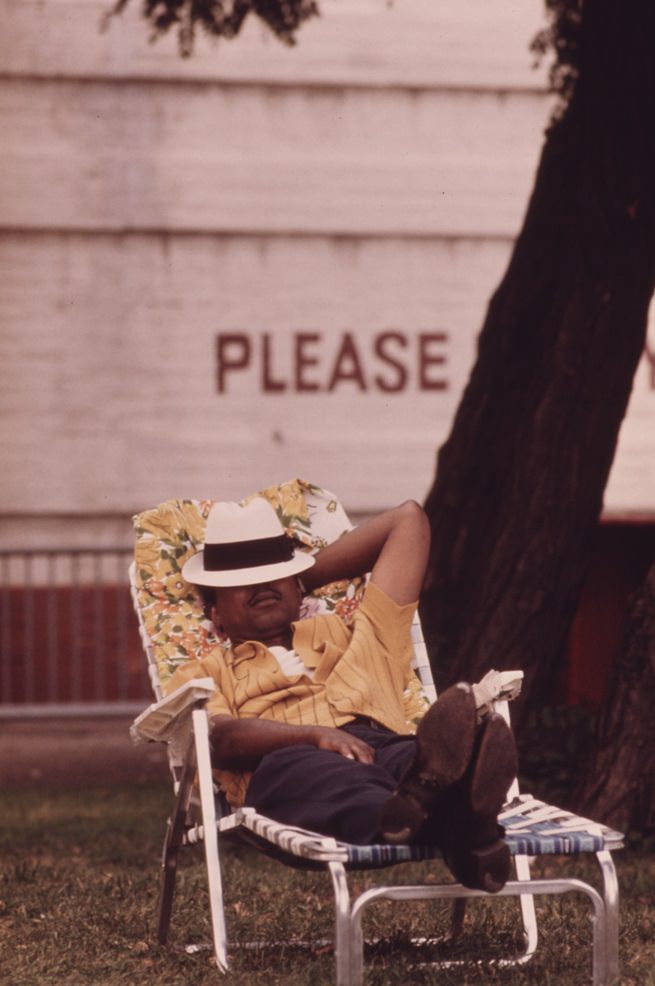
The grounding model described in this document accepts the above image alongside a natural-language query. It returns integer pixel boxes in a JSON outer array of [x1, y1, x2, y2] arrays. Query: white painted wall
[[0, 0, 652, 550]]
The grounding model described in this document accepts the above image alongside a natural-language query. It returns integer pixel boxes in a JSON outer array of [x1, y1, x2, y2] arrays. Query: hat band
[[203, 533, 295, 572]]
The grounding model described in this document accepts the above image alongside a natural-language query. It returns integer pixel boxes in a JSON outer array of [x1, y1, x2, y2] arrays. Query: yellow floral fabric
[[132, 478, 429, 728]]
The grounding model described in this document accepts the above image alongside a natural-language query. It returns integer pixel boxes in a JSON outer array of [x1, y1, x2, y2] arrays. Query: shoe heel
[[448, 838, 510, 894], [470, 715, 517, 815]]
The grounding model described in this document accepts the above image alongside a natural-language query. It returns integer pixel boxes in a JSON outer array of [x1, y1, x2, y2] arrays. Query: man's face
[[211, 576, 302, 648]]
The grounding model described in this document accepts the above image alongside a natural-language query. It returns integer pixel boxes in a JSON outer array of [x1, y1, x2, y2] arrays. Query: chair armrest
[[130, 677, 216, 744], [472, 670, 524, 802], [472, 669, 524, 717]]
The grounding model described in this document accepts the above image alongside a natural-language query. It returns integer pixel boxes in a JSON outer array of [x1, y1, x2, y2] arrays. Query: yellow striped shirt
[[165, 581, 416, 806]]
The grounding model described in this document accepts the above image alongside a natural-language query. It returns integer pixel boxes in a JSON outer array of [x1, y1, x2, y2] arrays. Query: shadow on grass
[[1, 782, 654, 985]]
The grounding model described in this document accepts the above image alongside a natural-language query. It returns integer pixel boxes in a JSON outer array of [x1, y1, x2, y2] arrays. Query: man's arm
[[210, 714, 374, 769], [302, 499, 430, 606]]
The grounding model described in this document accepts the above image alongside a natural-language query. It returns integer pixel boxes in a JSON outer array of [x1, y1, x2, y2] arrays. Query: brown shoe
[[442, 816, 511, 893], [379, 683, 478, 844], [466, 712, 517, 816], [439, 713, 517, 893]]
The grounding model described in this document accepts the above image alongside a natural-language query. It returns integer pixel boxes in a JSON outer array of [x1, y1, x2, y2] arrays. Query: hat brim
[[182, 547, 315, 589]]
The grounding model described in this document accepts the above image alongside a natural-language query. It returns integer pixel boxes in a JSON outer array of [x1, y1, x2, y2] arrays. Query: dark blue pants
[[244, 720, 417, 845]]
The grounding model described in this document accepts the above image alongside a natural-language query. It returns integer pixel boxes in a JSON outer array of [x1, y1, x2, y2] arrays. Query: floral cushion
[[133, 478, 429, 726]]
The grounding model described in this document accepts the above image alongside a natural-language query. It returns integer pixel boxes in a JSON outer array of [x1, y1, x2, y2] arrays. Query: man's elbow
[[398, 499, 427, 519], [398, 500, 430, 539], [209, 715, 242, 768]]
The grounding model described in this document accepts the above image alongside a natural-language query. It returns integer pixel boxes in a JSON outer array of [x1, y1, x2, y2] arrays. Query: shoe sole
[[449, 838, 511, 894], [380, 683, 477, 843], [442, 713, 517, 893], [468, 713, 518, 816]]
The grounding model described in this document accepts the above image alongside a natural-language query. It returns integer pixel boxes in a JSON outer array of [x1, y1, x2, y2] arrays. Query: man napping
[[169, 496, 517, 892]]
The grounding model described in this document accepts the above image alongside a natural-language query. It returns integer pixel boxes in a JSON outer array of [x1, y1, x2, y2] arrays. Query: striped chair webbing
[[501, 795, 624, 855], [219, 796, 623, 869]]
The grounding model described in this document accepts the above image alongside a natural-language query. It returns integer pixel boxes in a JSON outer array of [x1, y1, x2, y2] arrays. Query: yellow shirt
[[166, 581, 416, 806]]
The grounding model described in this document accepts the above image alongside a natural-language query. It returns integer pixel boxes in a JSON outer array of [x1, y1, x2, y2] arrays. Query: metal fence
[[0, 548, 151, 716]]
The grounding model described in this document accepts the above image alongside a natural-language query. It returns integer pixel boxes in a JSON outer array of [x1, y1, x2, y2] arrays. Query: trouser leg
[[244, 722, 417, 845]]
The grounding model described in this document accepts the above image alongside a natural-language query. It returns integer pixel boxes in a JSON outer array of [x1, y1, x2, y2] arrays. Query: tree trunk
[[420, 0, 655, 724], [575, 561, 655, 833]]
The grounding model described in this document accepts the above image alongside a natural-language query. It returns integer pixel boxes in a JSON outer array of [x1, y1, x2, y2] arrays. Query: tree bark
[[575, 562, 655, 832], [420, 0, 655, 723]]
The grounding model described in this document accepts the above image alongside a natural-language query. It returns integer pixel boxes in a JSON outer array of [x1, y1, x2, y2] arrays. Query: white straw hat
[[182, 498, 315, 588]]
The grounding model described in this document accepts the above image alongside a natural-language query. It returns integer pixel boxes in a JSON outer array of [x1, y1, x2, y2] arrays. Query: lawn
[[1, 782, 654, 986]]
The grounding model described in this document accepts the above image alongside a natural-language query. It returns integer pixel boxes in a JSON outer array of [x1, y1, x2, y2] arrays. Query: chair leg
[[512, 853, 538, 961], [193, 709, 229, 972], [328, 861, 355, 986], [448, 898, 467, 940], [597, 850, 620, 986], [158, 818, 178, 945], [157, 735, 198, 945]]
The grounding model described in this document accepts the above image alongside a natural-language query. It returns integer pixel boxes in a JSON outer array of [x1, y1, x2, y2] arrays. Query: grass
[[1, 782, 654, 986]]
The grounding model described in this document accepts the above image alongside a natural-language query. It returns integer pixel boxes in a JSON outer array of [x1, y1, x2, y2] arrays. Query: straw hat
[[182, 498, 315, 588]]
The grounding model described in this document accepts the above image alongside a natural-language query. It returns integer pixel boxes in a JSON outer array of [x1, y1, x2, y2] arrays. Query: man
[[175, 495, 517, 892]]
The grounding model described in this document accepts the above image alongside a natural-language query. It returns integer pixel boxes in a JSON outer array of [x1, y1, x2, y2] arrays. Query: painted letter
[[327, 333, 367, 392], [216, 334, 251, 393], [373, 332, 408, 392], [295, 333, 321, 392], [419, 332, 448, 390], [262, 333, 287, 393]]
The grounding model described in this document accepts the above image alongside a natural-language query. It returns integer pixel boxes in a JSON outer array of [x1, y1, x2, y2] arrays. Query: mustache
[[248, 586, 282, 604]]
